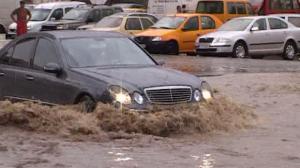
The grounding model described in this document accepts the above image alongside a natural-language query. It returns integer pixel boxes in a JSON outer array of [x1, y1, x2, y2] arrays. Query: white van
[[7, 1, 85, 38]]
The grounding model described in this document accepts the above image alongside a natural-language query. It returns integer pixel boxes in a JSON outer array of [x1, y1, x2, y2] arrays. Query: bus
[[250, 0, 300, 15]]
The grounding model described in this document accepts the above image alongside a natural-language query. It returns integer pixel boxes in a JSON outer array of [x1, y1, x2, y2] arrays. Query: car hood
[[72, 66, 201, 92], [201, 31, 245, 39], [136, 28, 175, 37], [45, 20, 83, 25]]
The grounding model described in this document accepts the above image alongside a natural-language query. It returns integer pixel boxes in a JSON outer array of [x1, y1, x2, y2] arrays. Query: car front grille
[[135, 36, 154, 44], [144, 86, 192, 104], [199, 38, 214, 43]]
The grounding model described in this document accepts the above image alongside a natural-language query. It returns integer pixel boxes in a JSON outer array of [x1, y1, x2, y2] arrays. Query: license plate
[[198, 43, 210, 49]]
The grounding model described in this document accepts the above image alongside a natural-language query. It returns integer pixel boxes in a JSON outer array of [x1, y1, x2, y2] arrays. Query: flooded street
[[0, 55, 300, 168]]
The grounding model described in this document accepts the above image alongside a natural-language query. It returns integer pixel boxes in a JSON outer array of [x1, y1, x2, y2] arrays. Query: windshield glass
[[30, 9, 51, 21], [62, 9, 89, 20], [218, 18, 253, 31], [95, 17, 123, 28], [151, 16, 185, 29], [61, 37, 155, 68], [196, 1, 224, 14]]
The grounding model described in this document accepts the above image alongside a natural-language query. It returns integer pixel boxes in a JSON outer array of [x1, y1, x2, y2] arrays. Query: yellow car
[[135, 13, 222, 55], [89, 13, 158, 35]]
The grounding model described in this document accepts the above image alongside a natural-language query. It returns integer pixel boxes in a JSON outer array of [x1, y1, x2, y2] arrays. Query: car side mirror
[[158, 61, 165, 66], [44, 63, 62, 75], [250, 26, 259, 32]]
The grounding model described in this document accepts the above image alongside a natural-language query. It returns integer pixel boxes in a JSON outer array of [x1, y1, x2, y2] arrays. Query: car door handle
[[25, 75, 35, 81]]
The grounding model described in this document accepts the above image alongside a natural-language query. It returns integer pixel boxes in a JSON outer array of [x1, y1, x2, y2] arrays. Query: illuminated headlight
[[200, 82, 213, 101], [212, 38, 231, 45], [109, 86, 131, 105], [133, 92, 144, 105], [194, 89, 201, 102], [152, 36, 162, 41]]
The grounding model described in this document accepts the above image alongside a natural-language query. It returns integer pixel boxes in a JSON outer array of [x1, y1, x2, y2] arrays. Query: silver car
[[196, 16, 300, 60]]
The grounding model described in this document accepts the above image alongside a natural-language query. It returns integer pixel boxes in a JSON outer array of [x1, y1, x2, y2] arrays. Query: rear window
[[288, 17, 300, 27], [196, 1, 224, 14]]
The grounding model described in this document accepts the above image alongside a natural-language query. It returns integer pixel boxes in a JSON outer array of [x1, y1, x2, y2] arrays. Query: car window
[[236, 3, 247, 14], [65, 7, 73, 13], [270, 0, 293, 10], [197, 1, 224, 14], [102, 9, 114, 17], [114, 8, 123, 13], [292, 0, 300, 9], [125, 18, 142, 30], [269, 18, 288, 29], [141, 18, 153, 29], [33, 38, 59, 70], [246, 3, 254, 14], [183, 16, 199, 31], [11, 38, 35, 68], [50, 8, 63, 20], [252, 18, 267, 30], [147, 15, 158, 23], [0, 47, 13, 65], [227, 2, 236, 14], [201, 16, 216, 29], [288, 17, 300, 27]]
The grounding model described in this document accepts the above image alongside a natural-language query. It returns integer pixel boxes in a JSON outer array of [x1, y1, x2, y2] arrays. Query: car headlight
[[200, 81, 213, 101], [109, 86, 131, 105], [212, 38, 231, 45], [194, 89, 201, 102], [133, 92, 144, 105], [152, 36, 162, 41]]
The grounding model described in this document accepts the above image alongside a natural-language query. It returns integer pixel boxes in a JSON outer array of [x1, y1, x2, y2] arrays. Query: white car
[[7, 1, 85, 38], [196, 16, 300, 60]]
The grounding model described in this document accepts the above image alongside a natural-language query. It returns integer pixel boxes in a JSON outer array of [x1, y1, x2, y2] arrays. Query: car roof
[[111, 12, 156, 17], [35, 1, 85, 9], [269, 14, 300, 17], [167, 13, 216, 18]]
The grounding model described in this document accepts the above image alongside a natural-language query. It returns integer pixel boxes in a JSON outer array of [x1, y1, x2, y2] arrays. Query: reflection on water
[[198, 154, 215, 168]]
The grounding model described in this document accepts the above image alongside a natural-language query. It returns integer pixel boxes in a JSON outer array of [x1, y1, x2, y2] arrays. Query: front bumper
[[196, 43, 233, 56]]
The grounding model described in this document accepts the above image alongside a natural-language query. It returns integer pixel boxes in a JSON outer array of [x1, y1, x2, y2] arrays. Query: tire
[[78, 95, 96, 113], [282, 41, 297, 60], [166, 41, 179, 55], [232, 42, 248, 58]]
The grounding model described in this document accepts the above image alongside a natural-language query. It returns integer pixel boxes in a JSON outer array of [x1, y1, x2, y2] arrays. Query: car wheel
[[166, 41, 179, 55], [283, 41, 297, 60], [232, 42, 248, 58], [78, 95, 96, 113]]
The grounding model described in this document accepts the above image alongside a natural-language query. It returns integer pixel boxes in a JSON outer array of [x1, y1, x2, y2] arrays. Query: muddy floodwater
[[0, 70, 299, 168]]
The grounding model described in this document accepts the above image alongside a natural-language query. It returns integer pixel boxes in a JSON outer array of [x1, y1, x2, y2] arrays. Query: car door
[[29, 37, 78, 104], [267, 18, 288, 53], [180, 16, 200, 52], [124, 17, 143, 35], [9, 37, 37, 100], [247, 18, 270, 55], [0, 46, 15, 99]]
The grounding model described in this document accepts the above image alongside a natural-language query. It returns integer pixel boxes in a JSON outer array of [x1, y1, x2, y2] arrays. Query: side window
[[93, 10, 101, 22], [125, 18, 142, 30], [114, 8, 123, 13], [11, 38, 35, 68], [102, 9, 114, 17], [269, 18, 288, 29], [147, 15, 158, 23], [65, 7, 73, 13], [252, 18, 267, 30], [0, 47, 13, 65], [201, 16, 216, 29], [51, 8, 63, 20], [236, 3, 247, 14], [141, 18, 153, 29], [288, 17, 300, 27], [34, 38, 59, 70], [270, 0, 293, 10], [292, 0, 300, 9], [183, 16, 199, 31], [246, 3, 254, 14], [227, 2, 236, 14]]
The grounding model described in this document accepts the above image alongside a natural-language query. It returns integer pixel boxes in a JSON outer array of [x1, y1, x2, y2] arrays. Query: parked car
[[196, 16, 300, 60], [0, 31, 213, 112], [112, 3, 147, 13], [269, 14, 300, 27], [135, 13, 222, 55], [7, 1, 85, 38], [41, 5, 122, 31], [87, 12, 158, 35], [196, 0, 254, 22]]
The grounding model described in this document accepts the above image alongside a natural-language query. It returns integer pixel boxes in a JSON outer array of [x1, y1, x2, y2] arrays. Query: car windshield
[[30, 9, 51, 21], [218, 18, 253, 31], [151, 16, 185, 29], [61, 37, 156, 68], [95, 17, 123, 28], [196, 1, 224, 14], [62, 9, 89, 20]]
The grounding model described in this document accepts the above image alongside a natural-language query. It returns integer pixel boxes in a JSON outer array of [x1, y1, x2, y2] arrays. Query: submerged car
[[0, 31, 213, 112], [87, 12, 158, 35], [135, 13, 222, 55], [196, 16, 300, 60]]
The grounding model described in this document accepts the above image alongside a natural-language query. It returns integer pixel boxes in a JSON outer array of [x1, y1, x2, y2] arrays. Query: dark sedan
[[0, 31, 213, 112]]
